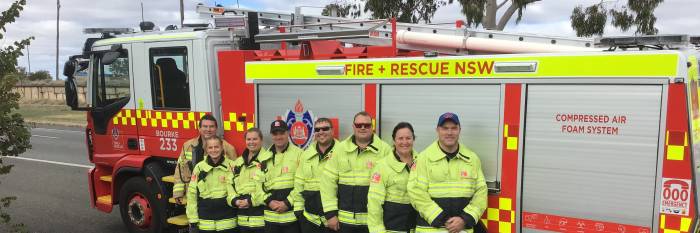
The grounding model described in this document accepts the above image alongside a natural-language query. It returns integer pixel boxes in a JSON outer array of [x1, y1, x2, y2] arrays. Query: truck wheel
[[119, 177, 163, 233]]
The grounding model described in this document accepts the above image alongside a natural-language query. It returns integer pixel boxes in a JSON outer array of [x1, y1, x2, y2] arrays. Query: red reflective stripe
[[522, 212, 650, 233]]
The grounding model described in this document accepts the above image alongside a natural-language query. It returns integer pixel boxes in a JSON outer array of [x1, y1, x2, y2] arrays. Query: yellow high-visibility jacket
[[408, 141, 487, 233], [288, 140, 338, 226], [232, 149, 270, 229], [260, 143, 303, 224], [173, 136, 237, 199], [367, 150, 418, 233], [321, 135, 391, 226], [185, 156, 237, 231]]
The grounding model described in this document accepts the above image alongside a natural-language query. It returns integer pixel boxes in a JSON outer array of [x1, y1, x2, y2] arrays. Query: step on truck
[[62, 4, 700, 233]]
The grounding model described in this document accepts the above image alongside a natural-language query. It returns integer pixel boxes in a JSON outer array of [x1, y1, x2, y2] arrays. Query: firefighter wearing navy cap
[[260, 120, 304, 233], [408, 112, 487, 233]]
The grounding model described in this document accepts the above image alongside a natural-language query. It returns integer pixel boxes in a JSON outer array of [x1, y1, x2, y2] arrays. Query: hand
[[445, 216, 465, 233], [175, 197, 184, 205], [236, 199, 250, 209], [268, 200, 280, 211], [326, 216, 340, 231], [275, 201, 289, 213]]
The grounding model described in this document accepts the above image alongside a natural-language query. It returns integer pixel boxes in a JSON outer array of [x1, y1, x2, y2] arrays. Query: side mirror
[[64, 77, 79, 110], [63, 60, 76, 77], [63, 58, 88, 111]]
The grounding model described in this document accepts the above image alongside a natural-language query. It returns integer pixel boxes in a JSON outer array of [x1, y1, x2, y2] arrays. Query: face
[[245, 131, 262, 152], [205, 138, 223, 160], [199, 119, 217, 139], [437, 121, 460, 148], [353, 115, 373, 141], [394, 128, 414, 156], [271, 131, 289, 148], [314, 121, 333, 145]]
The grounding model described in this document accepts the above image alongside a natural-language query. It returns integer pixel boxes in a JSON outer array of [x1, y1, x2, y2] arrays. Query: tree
[[0, 0, 33, 232], [322, 1, 354, 18], [27, 70, 51, 81], [571, 0, 664, 37], [325, 0, 540, 28], [456, 0, 541, 30]]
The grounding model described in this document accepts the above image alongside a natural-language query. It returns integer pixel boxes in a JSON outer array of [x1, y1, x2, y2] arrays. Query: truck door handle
[[127, 138, 138, 150]]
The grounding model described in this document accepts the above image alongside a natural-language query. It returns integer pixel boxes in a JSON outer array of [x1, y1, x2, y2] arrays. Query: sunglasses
[[354, 123, 372, 129], [314, 126, 331, 132]]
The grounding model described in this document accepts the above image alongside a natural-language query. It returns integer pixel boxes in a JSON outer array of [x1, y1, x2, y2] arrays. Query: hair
[[204, 135, 223, 147], [392, 122, 415, 140], [353, 111, 372, 124], [244, 127, 263, 140], [315, 117, 333, 128], [199, 114, 218, 127]]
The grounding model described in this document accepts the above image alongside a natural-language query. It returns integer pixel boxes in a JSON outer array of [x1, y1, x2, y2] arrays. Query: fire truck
[[62, 4, 700, 233]]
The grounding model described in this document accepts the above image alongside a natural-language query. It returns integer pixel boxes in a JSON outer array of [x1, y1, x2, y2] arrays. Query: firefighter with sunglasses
[[288, 118, 339, 233], [321, 112, 391, 233]]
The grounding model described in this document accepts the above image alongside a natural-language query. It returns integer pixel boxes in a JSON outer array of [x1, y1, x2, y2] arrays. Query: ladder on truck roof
[[196, 5, 597, 55]]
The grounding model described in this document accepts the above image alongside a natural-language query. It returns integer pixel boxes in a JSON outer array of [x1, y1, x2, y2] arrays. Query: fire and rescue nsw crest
[[285, 99, 315, 149]]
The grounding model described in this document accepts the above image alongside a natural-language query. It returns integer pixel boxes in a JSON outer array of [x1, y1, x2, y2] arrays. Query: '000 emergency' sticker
[[660, 178, 692, 216]]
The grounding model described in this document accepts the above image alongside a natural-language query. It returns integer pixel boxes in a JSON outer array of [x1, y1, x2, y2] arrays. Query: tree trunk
[[482, 0, 498, 30], [496, 0, 541, 30]]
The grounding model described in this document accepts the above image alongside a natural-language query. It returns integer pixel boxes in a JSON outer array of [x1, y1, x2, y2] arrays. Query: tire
[[119, 176, 164, 233]]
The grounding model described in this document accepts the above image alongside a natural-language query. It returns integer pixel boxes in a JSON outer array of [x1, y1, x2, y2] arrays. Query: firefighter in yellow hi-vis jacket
[[288, 118, 339, 233], [321, 112, 391, 233], [186, 136, 237, 233], [367, 122, 418, 233], [174, 115, 237, 204], [408, 113, 487, 233], [260, 120, 304, 233], [232, 128, 270, 233]]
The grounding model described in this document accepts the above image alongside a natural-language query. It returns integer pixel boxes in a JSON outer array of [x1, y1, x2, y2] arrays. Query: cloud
[[2, 0, 699, 79]]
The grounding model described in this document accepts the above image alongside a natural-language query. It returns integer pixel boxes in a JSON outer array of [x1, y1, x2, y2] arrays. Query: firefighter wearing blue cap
[[408, 112, 487, 233]]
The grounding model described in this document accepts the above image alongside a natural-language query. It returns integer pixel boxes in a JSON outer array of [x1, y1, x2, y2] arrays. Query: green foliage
[[325, 0, 454, 23], [27, 70, 51, 81], [0, 0, 32, 232], [322, 2, 354, 18], [571, 0, 664, 37]]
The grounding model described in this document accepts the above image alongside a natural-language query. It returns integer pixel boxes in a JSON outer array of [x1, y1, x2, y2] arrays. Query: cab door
[[131, 41, 198, 159], [88, 44, 140, 157]]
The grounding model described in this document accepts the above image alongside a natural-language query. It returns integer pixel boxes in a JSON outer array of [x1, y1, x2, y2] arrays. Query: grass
[[16, 104, 86, 126]]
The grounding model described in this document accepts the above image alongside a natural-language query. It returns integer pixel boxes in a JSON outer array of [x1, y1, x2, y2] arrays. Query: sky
[[2, 0, 699, 79]]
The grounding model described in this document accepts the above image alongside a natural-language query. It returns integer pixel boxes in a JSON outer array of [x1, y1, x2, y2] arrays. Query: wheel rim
[[127, 193, 152, 229]]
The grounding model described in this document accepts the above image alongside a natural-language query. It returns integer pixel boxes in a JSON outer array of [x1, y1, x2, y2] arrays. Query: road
[[0, 127, 125, 233]]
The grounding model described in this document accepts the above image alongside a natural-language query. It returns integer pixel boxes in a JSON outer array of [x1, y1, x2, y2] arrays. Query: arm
[[320, 151, 340, 219], [224, 141, 238, 160], [185, 166, 200, 224], [288, 158, 305, 212], [172, 150, 189, 199], [408, 157, 446, 228], [367, 168, 387, 233], [461, 158, 487, 227], [226, 168, 238, 207], [251, 165, 269, 207]]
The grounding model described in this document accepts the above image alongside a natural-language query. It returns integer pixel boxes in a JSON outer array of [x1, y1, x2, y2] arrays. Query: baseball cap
[[270, 120, 288, 133], [437, 112, 460, 126]]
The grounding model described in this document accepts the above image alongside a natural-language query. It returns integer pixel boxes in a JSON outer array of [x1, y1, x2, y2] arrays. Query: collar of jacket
[[200, 156, 228, 172], [269, 142, 290, 155], [242, 149, 264, 167], [388, 148, 417, 173], [302, 139, 337, 161], [425, 141, 474, 162], [345, 134, 381, 153]]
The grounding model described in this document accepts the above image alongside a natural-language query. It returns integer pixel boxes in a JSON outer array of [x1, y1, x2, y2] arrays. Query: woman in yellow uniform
[[367, 122, 418, 233], [186, 135, 237, 233], [232, 128, 270, 233]]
